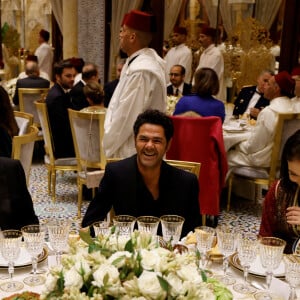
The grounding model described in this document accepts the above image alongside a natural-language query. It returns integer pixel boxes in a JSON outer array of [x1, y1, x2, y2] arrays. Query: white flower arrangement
[[166, 95, 181, 116], [2, 77, 17, 100], [41, 230, 233, 300]]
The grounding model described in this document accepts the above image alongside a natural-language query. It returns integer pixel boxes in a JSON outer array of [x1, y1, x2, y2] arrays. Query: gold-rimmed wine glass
[[21, 224, 46, 286], [284, 255, 300, 300], [0, 230, 24, 292]]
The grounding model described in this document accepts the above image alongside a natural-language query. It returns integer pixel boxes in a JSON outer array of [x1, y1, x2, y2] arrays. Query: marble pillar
[[63, 0, 78, 58]]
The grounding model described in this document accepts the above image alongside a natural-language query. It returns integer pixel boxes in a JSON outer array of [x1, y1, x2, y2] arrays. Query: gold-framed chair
[[14, 111, 34, 135], [227, 112, 300, 211], [18, 88, 49, 140], [11, 125, 39, 185], [35, 101, 77, 201], [68, 108, 106, 218]]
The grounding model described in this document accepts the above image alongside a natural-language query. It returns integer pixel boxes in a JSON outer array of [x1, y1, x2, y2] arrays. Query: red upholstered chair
[[166, 116, 228, 217]]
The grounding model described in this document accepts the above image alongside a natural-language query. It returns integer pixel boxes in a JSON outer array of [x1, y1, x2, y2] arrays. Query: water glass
[[216, 226, 237, 285], [137, 216, 160, 235], [160, 215, 185, 245], [93, 221, 110, 237], [113, 215, 136, 238], [284, 255, 300, 300], [21, 225, 46, 286], [195, 226, 215, 269], [0, 230, 23, 292], [47, 219, 71, 265], [233, 233, 258, 294]]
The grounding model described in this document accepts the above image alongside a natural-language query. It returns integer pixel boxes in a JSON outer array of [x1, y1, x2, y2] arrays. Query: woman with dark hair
[[81, 82, 106, 113], [173, 67, 225, 122], [0, 86, 19, 157], [259, 129, 300, 253]]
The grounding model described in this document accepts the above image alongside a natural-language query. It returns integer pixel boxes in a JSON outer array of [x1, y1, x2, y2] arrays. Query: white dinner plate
[[0, 246, 48, 269], [223, 125, 246, 133], [229, 252, 285, 279]]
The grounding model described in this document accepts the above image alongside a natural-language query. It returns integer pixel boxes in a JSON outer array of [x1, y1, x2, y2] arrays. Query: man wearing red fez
[[103, 10, 167, 158], [227, 71, 294, 168], [291, 66, 300, 112], [194, 26, 226, 102], [164, 26, 193, 84], [35, 29, 53, 80]]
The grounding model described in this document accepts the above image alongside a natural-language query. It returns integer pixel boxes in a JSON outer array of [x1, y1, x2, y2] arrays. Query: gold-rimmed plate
[[0, 246, 48, 269], [229, 252, 285, 279]]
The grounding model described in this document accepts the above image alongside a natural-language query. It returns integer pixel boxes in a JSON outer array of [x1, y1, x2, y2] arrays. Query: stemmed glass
[[233, 232, 258, 294], [160, 215, 185, 246], [215, 226, 237, 285], [254, 237, 286, 300], [0, 230, 24, 292], [21, 224, 46, 286], [113, 215, 136, 238], [93, 221, 110, 237], [195, 226, 216, 270], [47, 219, 71, 265], [137, 216, 160, 235], [284, 255, 300, 300]]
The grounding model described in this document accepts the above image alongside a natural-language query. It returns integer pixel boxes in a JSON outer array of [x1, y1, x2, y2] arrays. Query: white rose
[[165, 272, 184, 297], [92, 263, 120, 288], [43, 273, 57, 293], [176, 264, 202, 284], [108, 251, 132, 268], [140, 249, 161, 271], [64, 267, 84, 288], [138, 270, 166, 299]]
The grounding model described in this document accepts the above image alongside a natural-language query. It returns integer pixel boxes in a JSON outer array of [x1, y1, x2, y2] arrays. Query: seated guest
[[167, 65, 192, 96], [0, 157, 39, 230], [13, 61, 50, 106], [18, 55, 50, 81], [259, 130, 300, 253], [70, 63, 100, 111], [227, 71, 294, 168], [70, 57, 85, 85], [173, 67, 225, 122], [0, 86, 19, 157], [46, 59, 76, 158], [291, 67, 300, 112], [81, 82, 106, 113], [104, 59, 125, 108], [82, 109, 201, 236], [233, 70, 273, 119]]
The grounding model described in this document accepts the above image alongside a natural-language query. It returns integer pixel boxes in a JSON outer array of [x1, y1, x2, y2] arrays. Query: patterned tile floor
[[29, 162, 262, 234]]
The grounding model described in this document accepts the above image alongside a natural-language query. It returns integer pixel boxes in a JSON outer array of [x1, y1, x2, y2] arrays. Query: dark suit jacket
[[13, 76, 50, 105], [104, 79, 119, 108], [0, 157, 39, 230], [69, 81, 89, 110], [82, 155, 201, 236], [46, 83, 75, 158], [167, 83, 192, 96], [233, 85, 269, 118]]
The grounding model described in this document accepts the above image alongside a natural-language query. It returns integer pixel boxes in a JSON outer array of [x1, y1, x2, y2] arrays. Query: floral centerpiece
[[166, 95, 181, 116], [41, 230, 233, 300]]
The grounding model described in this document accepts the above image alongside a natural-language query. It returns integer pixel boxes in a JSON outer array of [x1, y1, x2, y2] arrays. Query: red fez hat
[[291, 67, 300, 79], [121, 10, 156, 33], [39, 29, 50, 41], [173, 26, 187, 35], [274, 71, 295, 95], [201, 26, 217, 38]]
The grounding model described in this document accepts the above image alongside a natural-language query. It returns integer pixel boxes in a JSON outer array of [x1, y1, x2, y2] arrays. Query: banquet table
[[0, 243, 296, 300]]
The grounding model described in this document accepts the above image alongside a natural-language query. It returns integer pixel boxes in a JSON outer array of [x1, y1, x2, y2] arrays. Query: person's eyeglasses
[[169, 73, 181, 77]]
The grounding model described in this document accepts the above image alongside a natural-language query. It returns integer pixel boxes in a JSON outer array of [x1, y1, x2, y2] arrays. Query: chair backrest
[[68, 109, 106, 170], [11, 125, 39, 185], [14, 111, 34, 135], [18, 88, 49, 127], [268, 113, 300, 184], [34, 100, 55, 163], [166, 115, 228, 216]]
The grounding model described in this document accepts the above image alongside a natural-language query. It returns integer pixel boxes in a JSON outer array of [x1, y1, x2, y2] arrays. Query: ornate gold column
[[62, 0, 78, 58]]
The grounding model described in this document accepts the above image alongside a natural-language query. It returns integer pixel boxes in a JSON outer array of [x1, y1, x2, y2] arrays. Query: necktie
[[175, 88, 179, 96]]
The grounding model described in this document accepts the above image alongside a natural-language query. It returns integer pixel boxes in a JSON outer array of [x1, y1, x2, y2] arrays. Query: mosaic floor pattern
[[29, 163, 262, 234]]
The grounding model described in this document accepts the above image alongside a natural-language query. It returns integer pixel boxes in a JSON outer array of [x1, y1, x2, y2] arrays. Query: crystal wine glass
[[284, 255, 300, 300], [195, 226, 216, 270], [215, 226, 237, 285], [254, 237, 286, 300], [21, 224, 46, 286], [0, 230, 24, 292], [47, 219, 71, 265], [233, 232, 258, 294], [113, 215, 136, 238], [137, 216, 160, 236], [160, 215, 185, 246]]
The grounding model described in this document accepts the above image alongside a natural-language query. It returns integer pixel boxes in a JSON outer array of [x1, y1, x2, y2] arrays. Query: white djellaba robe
[[195, 44, 226, 102], [227, 96, 293, 168], [164, 43, 193, 84], [35, 42, 53, 80], [291, 96, 300, 112], [103, 48, 167, 158]]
